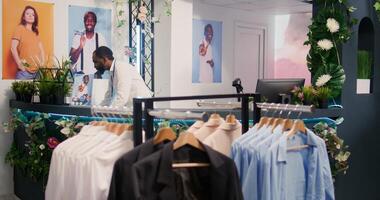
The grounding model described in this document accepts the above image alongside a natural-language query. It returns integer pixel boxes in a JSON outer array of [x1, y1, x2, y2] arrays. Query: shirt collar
[[110, 59, 116, 71], [219, 121, 242, 131], [277, 129, 320, 162]]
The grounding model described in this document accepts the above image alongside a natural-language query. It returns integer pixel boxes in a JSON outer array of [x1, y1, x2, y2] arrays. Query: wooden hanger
[[173, 131, 205, 151], [282, 119, 294, 132], [153, 127, 177, 145], [225, 114, 236, 124], [271, 118, 284, 133], [257, 117, 269, 129], [286, 119, 306, 137], [209, 113, 221, 120], [172, 131, 209, 168]]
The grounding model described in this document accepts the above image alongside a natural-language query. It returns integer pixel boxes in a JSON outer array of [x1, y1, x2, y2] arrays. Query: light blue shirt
[[261, 129, 335, 200], [242, 125, 283, 200]]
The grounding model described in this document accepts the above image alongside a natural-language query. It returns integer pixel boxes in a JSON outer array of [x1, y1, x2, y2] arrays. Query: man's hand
[[79, 35, 86, 48], [207, 59, 214, 68]]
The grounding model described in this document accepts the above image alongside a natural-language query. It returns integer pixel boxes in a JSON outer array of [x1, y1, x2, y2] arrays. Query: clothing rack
[[132, 93, 261, 146], [256, 103, 316, 113]]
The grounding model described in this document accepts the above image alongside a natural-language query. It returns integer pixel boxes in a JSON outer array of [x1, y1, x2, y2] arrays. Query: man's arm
[[69, 35, 86, 64], [100, 78, 113, 106], [111, 64, 132, 107]]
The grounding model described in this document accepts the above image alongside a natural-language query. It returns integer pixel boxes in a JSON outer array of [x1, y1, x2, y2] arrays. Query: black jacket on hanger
[[131, 142, 244, 200], [108, 139, 167, 200]]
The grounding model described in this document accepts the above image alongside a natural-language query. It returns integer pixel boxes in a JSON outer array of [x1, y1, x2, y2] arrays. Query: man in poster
[[69, 11, 107, 75], [199, 24, 214, 83]]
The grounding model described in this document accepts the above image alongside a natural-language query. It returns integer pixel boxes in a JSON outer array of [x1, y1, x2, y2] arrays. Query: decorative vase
[[22, 94, 33, 103], [53, 89, 65, 105], [357, 79, 370, 94], [15, 92, 22, 101], [39, 95, 54, 104]]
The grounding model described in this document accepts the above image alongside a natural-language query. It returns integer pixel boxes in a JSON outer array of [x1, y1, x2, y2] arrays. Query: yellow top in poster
[[2, 0, 54, 80]]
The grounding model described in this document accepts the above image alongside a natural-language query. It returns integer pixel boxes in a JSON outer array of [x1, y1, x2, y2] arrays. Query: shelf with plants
[[34, 57, 74, 105], [11, 81, 37, 103]]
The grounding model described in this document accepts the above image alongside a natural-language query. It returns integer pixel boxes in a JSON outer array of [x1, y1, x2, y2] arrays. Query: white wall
[[169, 0, 275, 108]]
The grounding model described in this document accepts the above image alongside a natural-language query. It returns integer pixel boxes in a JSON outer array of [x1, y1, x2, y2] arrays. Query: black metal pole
[[241, 95, 249, 134], [253, 93, 261, 125], [144, 99, 154, 140], [133, 99, 143, 146]]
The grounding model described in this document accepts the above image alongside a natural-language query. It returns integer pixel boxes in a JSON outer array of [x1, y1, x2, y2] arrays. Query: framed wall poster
[[68, 5, 112, 75], [192, 19, 222, 83], [71, 74, 94, 106], [2, 0, 54, 80]]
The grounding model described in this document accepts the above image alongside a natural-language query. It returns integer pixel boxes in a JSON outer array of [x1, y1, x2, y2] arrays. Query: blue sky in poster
[[192, 19, 222, 83], [68, 5, 112, 49]]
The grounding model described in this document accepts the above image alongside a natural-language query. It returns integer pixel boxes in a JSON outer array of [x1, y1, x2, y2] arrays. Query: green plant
[[313, 122, 350, 179], [303, 86, 317, 105], [3, 111, 87, 184], [305, 0, 356, 98], [357, 50, 372, 79], [316, 86, 332, 100]]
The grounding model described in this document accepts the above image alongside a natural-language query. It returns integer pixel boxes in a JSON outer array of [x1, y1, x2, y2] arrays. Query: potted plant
[[316, 86, 332, 108], [302, 86, 317, 106], [357, 50, 372, 94], [11, 81, 22, 101], [11, 81, 36, 103], [35, 57, 73, 105]]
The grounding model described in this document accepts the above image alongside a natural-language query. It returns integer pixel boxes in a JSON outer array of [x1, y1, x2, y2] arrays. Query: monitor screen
[[255, 78, 305, 103]]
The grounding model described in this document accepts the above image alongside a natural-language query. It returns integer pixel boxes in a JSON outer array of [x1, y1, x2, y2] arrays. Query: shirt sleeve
[[12, 25, 23, 41], [100, 78, 113, 106], [111, 64, 131, 107], [71, 34, 81, 49]]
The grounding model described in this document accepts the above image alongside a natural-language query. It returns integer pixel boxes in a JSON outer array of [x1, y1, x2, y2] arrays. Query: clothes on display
[[231, 117, 335, 200], [45, 123, 134, 200], [109, 117, 244, 200]]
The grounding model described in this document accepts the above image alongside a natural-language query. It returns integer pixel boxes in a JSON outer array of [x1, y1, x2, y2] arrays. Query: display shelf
[[9, 100, 92, 116]]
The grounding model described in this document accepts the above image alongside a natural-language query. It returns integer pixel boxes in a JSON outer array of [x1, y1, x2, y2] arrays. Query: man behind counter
[[92, 46, 152, 107]]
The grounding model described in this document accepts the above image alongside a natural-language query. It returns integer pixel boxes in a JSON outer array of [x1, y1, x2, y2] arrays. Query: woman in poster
[[10, 5, 45, 80], [199, 24, 214, 83]]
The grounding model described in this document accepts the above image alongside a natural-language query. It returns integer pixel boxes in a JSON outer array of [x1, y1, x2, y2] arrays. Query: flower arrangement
[[305, 0, 356, 98], [3, 111, 86, 183], [313, 122, 350, 179], [291, 85, 332, 108]]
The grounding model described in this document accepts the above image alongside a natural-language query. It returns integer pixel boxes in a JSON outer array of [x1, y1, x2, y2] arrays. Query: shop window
[[357, 17, 374, 94]]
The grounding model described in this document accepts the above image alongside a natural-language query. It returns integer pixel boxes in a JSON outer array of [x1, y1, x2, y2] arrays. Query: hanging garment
[[187, 120, 205, 133], [131, 142, 243, 200], [45, 125, 134, 200], [107, 139, 168, 200], [260, 129, 334, 200], [194, 117, 225, 141], [203, 121, 242, 156]]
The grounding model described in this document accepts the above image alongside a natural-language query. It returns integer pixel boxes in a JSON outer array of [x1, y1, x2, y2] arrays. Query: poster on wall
[[71, 74, 94, 106], [2, 0, 54, 80], [274, 14, 312, 85], [192, 19, 222, 84], [68, 5, 112, 76]]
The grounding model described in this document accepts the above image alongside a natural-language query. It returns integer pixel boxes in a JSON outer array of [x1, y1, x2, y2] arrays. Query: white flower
[[326, 18, 340, 33], [39, 144, 45, 150], [60, 127, 71, 136], [317, 39, 334, 50], [316, 74, 332, 87]]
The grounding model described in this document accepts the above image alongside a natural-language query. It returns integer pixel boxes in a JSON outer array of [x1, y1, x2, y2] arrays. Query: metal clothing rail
[[256, 103, 315, 113], [132, 93, 261, 146]]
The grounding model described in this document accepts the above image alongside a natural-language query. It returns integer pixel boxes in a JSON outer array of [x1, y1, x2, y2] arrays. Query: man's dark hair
[[93, 46, 114, 60], [84, 11, 97, 24], [204, 24, 213, 35]]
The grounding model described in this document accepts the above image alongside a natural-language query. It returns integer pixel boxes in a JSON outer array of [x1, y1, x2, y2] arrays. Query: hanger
[[286, 105, 306, 137], [257, 102, 270, 129], [172, 131, 210, 168], [266, 103, 278, 127], [153, 127, 177, 145], [281, 106, 294, 132], [271, 104, 286, 132], [225, 114, 237, 124]]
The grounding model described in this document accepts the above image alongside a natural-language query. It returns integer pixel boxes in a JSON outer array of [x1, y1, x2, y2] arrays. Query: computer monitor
[[255, 78, 305, 103]]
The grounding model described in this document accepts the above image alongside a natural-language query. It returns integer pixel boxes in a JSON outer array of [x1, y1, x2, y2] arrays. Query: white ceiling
[[199, 0, 312, 14]]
